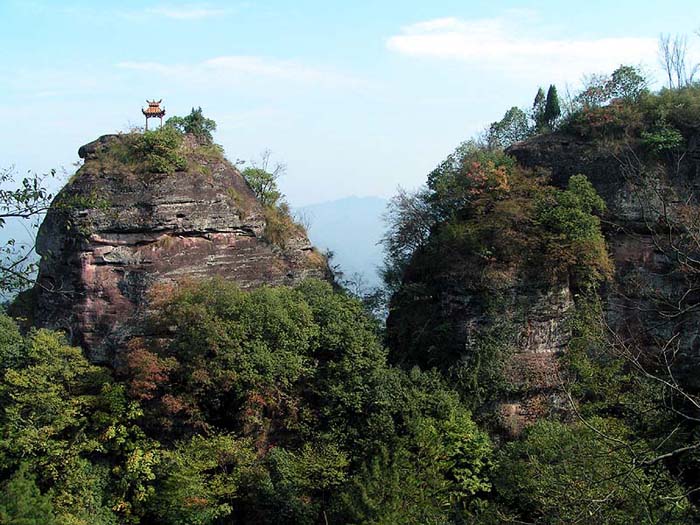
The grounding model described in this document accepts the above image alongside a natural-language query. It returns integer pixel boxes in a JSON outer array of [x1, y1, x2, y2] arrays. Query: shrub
[[262, 203, 306, 248], [564, 100, 645, 139], [494, 419, 693, 524], [641, 125, 685, 153], [242, 167, 283, 207], [642, 85, 700, 133], [130, 127, 187, 173]]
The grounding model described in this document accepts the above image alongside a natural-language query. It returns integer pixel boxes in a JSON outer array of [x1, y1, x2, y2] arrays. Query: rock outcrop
[[388, 262, 575, 436], [23, 133, 328, 363], [509, 131, 700, 390], [387, 127, 700, 435]]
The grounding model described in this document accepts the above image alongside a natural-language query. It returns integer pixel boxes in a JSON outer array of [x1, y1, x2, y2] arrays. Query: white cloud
[[16, 2, 232, 22], [386, 16, 657, 83], [145, 4, 227, 20], [117, 56, 364, 88]]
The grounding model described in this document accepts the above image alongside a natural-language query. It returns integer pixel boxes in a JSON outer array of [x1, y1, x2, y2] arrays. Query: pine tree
[[544, 84, 561, 130], [532, 87, 546, 130]]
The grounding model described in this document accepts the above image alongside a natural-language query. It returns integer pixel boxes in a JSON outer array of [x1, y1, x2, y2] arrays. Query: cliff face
[[388, 253, 575, 435], [509, 131, 700, 390], [387, 126, 700, 435], [26, 134, 328, 363]]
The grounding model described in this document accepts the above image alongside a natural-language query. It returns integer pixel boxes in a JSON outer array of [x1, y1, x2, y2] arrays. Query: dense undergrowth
[[0, 281, 495, 524]]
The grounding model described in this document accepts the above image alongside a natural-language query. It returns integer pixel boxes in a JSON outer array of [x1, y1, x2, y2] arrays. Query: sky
[[1, 0, 700, 207]]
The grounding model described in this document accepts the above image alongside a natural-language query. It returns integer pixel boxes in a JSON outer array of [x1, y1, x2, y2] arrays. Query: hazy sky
[[1, 0, 699, 206]]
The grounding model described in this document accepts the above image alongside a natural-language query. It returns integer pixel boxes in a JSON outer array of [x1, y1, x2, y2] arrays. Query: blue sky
[[1, 1, 699, 206]]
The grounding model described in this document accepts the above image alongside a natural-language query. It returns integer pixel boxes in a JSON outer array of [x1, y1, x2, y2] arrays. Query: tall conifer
[[544, 84, 561, 129], [532, 87, 546, 129]]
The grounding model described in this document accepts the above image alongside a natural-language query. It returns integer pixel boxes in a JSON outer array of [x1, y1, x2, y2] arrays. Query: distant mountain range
[[297, 196, 388, 288]]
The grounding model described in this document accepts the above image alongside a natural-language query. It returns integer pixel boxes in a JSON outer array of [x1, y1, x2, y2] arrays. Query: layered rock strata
[[26, 134, 328, 363]]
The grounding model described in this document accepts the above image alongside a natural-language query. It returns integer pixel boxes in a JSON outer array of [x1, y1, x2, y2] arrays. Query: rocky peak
[[23, 132, 329, 363]]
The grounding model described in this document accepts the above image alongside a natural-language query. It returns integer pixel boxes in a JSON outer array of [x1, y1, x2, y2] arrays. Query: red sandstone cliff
[[24, 133, 329, 363]]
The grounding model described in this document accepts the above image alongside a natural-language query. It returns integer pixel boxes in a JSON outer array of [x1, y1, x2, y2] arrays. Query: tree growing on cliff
[[543, 85, 561, 130], [166, 107, 217, 143], [487, 106, 531, 149], [532, 87, 547, 130], [0, 166, 55, 294], [242, 150, 285, 207], [574, 65, 649, 109], [609, 65, 649, 101], [380, 186, 434, 293]]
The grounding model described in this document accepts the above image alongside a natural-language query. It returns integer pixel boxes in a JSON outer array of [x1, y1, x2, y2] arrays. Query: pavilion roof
[[142, 99, 165, 117]]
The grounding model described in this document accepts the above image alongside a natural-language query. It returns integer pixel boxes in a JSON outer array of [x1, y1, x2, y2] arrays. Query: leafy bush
[[641, 125, 685, 153], [130, 127, 187, 173], [564, 99, 646, 139], [493, 419, 693, 524], [642, 85, 700, 133]]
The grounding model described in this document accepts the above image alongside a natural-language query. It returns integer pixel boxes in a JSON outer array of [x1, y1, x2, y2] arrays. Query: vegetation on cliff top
[[241, 151, 310, 249]]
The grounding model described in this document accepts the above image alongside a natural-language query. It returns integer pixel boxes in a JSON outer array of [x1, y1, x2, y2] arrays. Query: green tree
[[608, 65, 648, 101], [574, 65, 648, 109], [532, 87, 546, 129], [543, 84, 561, 129], [535, 174, 611, 290], [166, 107, 217, 143], [380, 186, 434, 294], [0, 167, 55, 294], [0, 328, 111, 477], [0, 318, 147, 524], [241, 167, 282, 207], [335, 391, 493, 524], [337, 446, 451, 525], [487, 106, 531, 149], [150, 434, 265, 525], [241, 150, 285, 207], [0, 314, 23, 371], [494, 419, 693, 524], [0, 463, 57, 525]]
